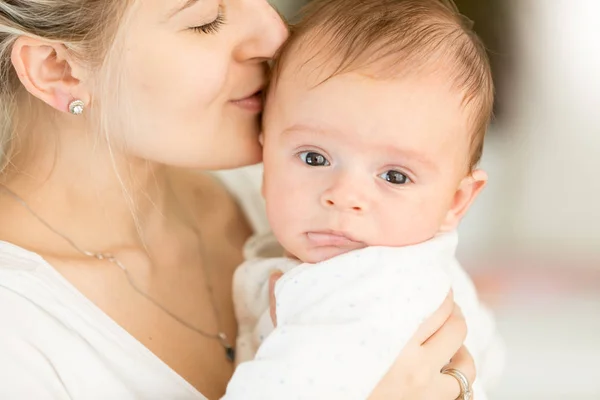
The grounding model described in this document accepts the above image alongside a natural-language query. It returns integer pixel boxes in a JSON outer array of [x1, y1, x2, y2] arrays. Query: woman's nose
[[234, 0, 289, 62]]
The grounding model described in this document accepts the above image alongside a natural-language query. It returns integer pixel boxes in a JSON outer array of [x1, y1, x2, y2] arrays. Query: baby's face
[[262, 67, 486, 263]]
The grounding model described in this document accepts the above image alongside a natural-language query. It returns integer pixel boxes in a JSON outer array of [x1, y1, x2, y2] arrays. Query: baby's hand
[[268, 271, 284, 326]]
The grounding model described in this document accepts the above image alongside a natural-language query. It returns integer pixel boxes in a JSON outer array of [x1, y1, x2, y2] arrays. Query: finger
[[445, 345, 476, 385], [433, 373, 462, 400], [413, 290, 454, 345], [436, 347, 476, 399], [268, 271, 283, 326], [422, 303, 467, 366]]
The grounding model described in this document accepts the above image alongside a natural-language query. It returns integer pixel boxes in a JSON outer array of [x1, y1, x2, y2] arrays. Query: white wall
[[459, 0, 600, 261], [503, 0, 600, 256], [269, 0, 308, 20]]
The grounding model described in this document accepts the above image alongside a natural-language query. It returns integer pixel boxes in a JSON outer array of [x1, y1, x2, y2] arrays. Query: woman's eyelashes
[[191, 11, 225, 34]]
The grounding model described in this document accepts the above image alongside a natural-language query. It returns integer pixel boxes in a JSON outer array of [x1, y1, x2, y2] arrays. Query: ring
[[441, 367, 473, 400]]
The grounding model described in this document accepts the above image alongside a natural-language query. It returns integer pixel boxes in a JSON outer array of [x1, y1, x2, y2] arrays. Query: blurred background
[[268, 0, 600, 398]]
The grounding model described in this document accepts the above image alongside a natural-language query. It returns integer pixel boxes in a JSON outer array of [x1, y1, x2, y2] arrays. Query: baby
[[225, 0, 504, 399]]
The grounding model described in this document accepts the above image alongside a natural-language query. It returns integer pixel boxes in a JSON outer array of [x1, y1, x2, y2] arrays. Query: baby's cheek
[[263, 166, 321, 256], [266, 197, 307, 255], [372, 198, 440, 246], [265, 188, 299, 230]]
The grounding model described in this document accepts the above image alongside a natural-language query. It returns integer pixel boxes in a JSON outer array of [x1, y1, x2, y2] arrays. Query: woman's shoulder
[[0, 242, 73, 395], [0, 283, 74, 398], [0, 241, 206, 399], [0, 240, 70, 329], [0, 241, 50, 306], [0, 239, 46, 272], [0, 241, 100, 347]]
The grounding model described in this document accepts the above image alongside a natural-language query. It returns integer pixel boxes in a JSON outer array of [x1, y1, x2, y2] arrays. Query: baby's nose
[[322, 196, 364, 212], [320, 179, 368, 213]]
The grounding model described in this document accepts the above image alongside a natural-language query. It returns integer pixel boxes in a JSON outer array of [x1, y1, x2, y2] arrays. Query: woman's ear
[[11, 36, 90, 113], [440, 169, 488, 232]]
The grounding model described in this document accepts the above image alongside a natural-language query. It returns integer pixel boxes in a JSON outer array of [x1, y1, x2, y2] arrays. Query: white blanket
[[225, 231, 504, 400]]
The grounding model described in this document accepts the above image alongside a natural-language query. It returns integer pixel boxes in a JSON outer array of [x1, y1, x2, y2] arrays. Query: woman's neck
[[0, 108, 176, 255]]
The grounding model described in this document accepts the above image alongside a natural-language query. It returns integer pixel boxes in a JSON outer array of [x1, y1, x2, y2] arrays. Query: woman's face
[[114, 0, 288, 169]]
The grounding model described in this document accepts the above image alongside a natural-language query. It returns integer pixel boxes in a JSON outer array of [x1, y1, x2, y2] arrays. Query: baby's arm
[[225, 246, 452, 400], [232, 256, 298, 365]]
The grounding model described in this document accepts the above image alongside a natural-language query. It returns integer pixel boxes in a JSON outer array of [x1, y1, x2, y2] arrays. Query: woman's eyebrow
[[169, 0, 200, 18]]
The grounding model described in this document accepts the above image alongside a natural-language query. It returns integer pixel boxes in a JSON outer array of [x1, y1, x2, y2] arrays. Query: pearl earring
[[68, 99, 85, 115]]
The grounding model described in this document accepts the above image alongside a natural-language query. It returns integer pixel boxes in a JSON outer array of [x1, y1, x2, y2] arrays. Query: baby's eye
[[299, 151, 330, 167], [380, 170, 411, 185]]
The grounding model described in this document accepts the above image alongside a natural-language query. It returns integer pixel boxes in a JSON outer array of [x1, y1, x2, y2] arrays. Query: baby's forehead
[[265, 57, 474, 167], [270, 70, 470, 139], [269, 45, 470, 121]]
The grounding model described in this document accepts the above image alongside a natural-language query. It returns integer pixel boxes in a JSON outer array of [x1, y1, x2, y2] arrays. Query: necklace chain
[[0, 184, 235, 362]]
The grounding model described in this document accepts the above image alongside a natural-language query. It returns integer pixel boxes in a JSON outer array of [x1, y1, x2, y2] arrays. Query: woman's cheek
[[180, 60, 228, 109]]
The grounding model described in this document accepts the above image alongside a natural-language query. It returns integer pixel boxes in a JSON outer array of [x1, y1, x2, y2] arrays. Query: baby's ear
[[440, 169, 488, 232]]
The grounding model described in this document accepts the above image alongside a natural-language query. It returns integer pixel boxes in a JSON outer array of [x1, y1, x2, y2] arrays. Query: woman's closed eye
[[191, 10, 225, 34], [379, 170, 411, 185], [298, 151, 330, 167]]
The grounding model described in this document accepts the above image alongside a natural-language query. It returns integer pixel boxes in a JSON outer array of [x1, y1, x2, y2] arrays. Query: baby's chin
[[291, 245, 365, 264]]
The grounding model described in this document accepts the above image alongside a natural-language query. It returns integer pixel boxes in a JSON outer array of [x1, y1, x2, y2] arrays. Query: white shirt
[[0, 166, 268, 400], [227, 232, 505, 400]]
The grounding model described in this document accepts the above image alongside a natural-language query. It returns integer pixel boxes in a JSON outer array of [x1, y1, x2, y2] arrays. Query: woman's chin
[[201, 144, 263, 170]]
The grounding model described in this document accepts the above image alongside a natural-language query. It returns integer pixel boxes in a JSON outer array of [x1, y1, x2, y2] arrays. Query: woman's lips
[[230, 91, 263, 113], [306, 231, 364, 248]]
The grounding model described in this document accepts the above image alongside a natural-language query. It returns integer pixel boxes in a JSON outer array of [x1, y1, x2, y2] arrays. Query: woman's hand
[[269, 274, 474, 400], [367, 292, 475, 399]]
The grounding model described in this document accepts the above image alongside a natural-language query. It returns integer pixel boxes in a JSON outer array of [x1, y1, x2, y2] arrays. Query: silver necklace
[[0, 184, 235, 362]]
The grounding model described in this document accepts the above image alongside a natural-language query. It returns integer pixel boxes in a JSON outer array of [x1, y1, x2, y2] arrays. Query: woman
[[0, 0, 474, 398]]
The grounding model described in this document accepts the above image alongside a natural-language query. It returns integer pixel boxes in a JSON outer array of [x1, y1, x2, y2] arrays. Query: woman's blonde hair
[[0, 0, 131, 173]]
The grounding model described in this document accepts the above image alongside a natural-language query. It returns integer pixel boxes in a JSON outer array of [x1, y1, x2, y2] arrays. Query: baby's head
[[262, 0, 493, 263]]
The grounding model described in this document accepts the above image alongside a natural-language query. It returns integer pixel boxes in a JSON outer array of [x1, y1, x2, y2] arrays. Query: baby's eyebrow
[[282, 123, 331, 136], [386, 147, 438, 172], [282, 123, 438, 171]]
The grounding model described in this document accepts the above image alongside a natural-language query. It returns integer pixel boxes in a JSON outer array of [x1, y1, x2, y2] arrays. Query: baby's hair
[[271, 0, 494, 170]]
